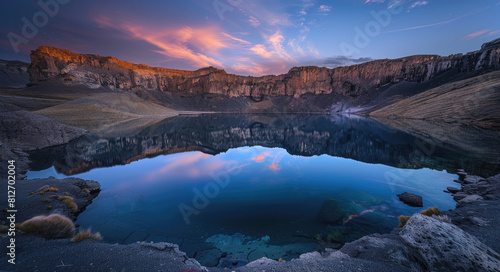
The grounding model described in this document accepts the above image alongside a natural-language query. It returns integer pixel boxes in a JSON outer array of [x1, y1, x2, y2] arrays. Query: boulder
[[397, 192, 423, 207], [459, 195, 484, 204], [464, 175, 486, 184], [318, 199, 345, 224], [452, 193, 468, 201], [446, 187, 460, 193], [400, 214, 500, 272]]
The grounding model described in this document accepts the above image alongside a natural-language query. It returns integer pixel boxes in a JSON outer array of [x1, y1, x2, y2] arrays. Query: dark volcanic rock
[[0, 177, 100, 222], [318, 199, 345, 224], [397, 192, 423, 207]]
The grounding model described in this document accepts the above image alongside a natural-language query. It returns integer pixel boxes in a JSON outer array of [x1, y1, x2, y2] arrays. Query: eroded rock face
[[28, 39, 500, 98], [400, 214, 500, 272], [0, 59, 29, 88]]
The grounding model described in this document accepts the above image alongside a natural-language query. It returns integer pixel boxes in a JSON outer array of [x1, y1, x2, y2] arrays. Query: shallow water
[[26, 114, 500, 266]]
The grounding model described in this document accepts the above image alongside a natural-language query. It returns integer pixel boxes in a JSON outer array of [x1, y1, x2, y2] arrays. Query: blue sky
[[1, 0, 499, 75]]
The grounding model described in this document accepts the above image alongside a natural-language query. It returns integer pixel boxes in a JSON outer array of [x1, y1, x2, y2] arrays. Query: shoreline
[[1, 167, 499, 271]]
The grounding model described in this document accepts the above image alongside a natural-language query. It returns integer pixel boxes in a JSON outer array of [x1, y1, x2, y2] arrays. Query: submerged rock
[[400, 214, 500, 272], [318, 199, 345, 224], [397, 192, 423, 207]]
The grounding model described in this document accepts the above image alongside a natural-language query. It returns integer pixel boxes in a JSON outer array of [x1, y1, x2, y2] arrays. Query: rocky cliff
[[0, 59, 30, 88], [29, 39, 500, 102]]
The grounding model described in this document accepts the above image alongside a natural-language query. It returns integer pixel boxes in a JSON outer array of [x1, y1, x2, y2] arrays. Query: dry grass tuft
[[58, 196, 78, 212], [398, 215, 411, 228], [47, 206, 52, 210], [82, 188, 90, 193], [17, 214, 75, 239], [44, 187, 58, 193], [71, 228, 102, 242], [420, 207, 440, 217], [399, 207, 443, 227]]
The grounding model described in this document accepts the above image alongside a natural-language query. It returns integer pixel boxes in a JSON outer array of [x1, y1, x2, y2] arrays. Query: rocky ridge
[[28, 39, 500, 103], [0, 59, 29, 88]]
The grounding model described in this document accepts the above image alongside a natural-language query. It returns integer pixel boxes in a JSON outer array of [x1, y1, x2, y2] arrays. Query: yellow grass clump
[[398, 215, 411, 228], [17, 214, 75, 239], [82, 188, 90, 193], [44, 187, 58, 193], [420, 207, 440, 217], [58, 196, 78, 212], [398, 207, 442, 227], [71, 228, 102, 242]]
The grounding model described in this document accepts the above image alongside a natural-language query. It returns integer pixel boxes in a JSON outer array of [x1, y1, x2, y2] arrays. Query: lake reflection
[[26, 114, 499, 266]]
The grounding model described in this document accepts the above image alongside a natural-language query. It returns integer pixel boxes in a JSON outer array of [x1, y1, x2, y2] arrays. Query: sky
[[1, 0, 499, 76]]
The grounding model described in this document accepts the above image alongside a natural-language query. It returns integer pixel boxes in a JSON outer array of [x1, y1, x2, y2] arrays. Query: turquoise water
[[26, 114, 487, 265]]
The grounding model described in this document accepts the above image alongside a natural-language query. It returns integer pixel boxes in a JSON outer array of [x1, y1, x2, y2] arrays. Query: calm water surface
[[26, 114, 500, 265]]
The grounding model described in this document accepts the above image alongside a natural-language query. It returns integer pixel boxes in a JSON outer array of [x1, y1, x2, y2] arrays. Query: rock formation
[[397, 192, 423, 207], [0, 59, 29, 88], [28, 39, 500, 102], [400, 214, 500, 272]]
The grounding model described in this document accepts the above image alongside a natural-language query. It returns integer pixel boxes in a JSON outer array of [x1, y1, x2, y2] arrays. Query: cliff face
[[0, 59, 30, 88], [29, 39, 500, 100]]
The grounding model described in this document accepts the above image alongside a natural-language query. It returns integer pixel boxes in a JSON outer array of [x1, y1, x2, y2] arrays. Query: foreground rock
[[400, 214, 500, 272], [446, 173, 500, 253], [397, 192, 423, 207], [224, 250, 409, 272], [7, 237, 207, 272], [0, 177, 100, 222]]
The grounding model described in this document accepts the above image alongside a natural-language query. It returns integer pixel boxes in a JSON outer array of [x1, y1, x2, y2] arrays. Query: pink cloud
[[462, 29, 491, 40], [93, 16, 250, 68], [251, 31, 292, 61], [252, 151, 271, 163], [269, 162, 281, 171], [143, 152, 225, 182], [231, 63, 270, 75], [91, 14, 311, 76]]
